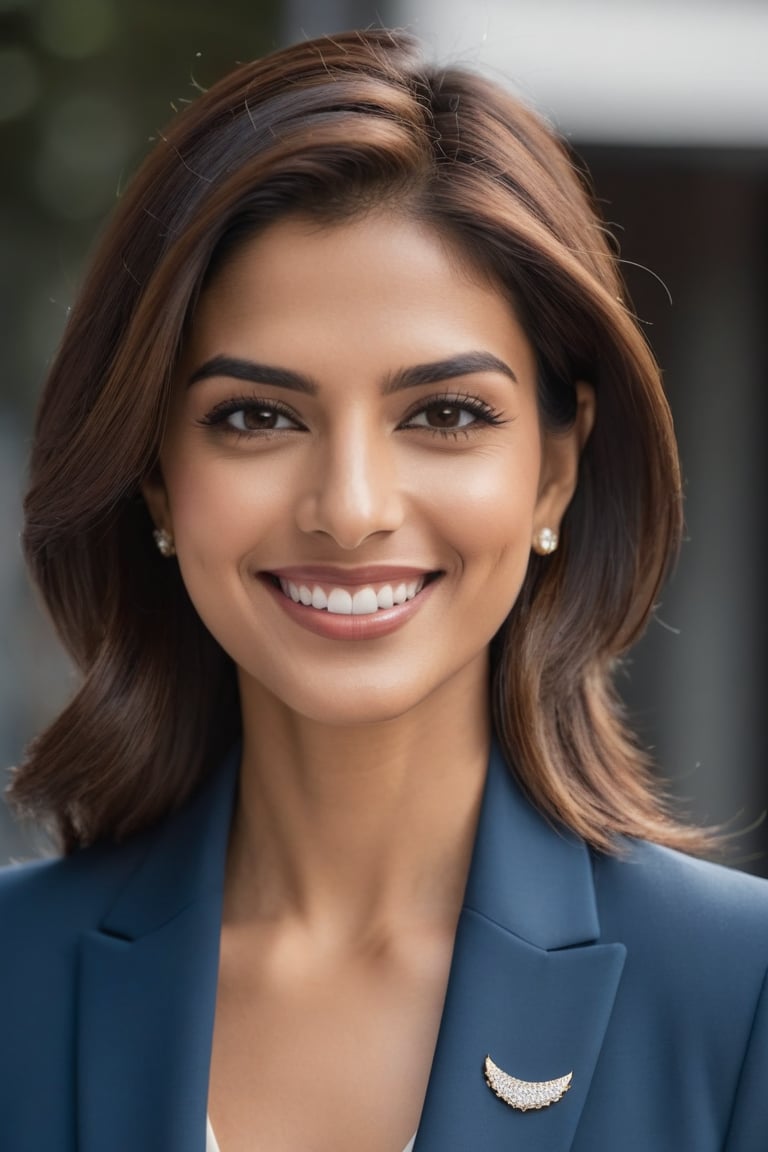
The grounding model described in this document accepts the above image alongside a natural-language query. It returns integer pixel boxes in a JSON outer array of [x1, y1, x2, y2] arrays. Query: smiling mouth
[[267, 573, 439, 616]]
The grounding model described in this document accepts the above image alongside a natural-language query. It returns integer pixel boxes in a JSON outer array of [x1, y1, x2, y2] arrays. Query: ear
[[141, 466, 173, 535], [533, 381, 595, 542]]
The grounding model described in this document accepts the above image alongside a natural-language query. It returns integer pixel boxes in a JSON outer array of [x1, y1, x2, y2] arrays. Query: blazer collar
[[76, 743, 624, 1152], [463, 742, 601, 950], [97, 747, 239, 941], [93, 741, 597, 948]]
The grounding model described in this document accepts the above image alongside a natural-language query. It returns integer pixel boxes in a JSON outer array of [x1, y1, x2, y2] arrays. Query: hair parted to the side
[[11, 29, 709, 855]]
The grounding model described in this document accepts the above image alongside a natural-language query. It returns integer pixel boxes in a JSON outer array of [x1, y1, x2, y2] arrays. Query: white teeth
[[311, 586, 328, 609], [352, 587, 379, 615], [376, 585, 394, 610], [327, 588, 353, 614], [277, 576, 429, 613]]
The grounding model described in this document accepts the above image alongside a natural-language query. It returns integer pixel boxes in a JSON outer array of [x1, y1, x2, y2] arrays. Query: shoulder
[[594, 837, 768, 952], [0, 753, 237, 957], [0, 838, 154, 1107], [0, 833, 151, 959], [590, 841, 768, 1147], [594, 839, 768, 1033]]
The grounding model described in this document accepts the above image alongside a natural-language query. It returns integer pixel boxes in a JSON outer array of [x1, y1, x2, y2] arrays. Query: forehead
[[200, 210, 489, 308], [183, 211, 538, 388]]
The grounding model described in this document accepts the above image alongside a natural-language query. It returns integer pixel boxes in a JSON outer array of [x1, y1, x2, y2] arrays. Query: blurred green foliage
[[0, 0, 280, 412]]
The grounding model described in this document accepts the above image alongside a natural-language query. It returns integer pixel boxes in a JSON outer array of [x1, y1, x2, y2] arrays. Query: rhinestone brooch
[[483, 1054, 573, 1112]]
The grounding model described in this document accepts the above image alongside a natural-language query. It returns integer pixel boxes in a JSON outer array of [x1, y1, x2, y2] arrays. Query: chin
[[241, 666, 440, 730], [295, 691, 429, 729]]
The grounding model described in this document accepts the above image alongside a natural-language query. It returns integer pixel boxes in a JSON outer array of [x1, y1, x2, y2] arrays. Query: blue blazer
[[2, 744, 767, 1151]]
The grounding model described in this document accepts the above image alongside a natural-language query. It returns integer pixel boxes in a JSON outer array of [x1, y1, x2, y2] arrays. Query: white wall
[[394, 0, 768, 145]]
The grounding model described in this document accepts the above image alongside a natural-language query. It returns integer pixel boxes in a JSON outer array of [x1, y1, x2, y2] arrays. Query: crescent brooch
[[483, 1054, 573, 1112]]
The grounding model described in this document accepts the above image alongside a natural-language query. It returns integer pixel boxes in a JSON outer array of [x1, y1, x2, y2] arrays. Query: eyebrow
[[187, 356, 319, 394], [187, 350, 518, 394], [384, 352, 517, 393]]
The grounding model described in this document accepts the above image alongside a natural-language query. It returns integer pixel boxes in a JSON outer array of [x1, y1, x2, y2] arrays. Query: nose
[[295, 425, 405, 549]]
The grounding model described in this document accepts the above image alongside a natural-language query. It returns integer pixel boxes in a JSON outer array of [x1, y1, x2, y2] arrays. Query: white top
[[206, 1116, 416, 1152]]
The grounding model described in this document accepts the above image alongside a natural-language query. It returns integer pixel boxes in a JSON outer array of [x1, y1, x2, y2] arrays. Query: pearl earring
[[153, 528, 176, 558], [533, 527, 558, 556]]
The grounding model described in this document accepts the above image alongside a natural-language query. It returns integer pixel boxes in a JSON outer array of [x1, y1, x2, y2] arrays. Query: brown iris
[[241, 407, 282, 430], [424, 404, 464, 428]]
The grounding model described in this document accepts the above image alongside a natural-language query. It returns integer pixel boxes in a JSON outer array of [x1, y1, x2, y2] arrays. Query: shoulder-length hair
[[11, 29, 707, 855]]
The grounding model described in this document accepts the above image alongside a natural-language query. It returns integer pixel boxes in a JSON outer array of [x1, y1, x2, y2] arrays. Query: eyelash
[[198, 396, 303, 437], [402, 392, 508, 438], [197, 392, 508, 441]]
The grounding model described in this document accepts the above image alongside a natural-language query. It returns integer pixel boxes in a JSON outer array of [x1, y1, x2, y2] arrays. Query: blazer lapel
[[414, 745, 626, 1152], [76, 751, 239, 1152], [74, 742, 623, 1152]]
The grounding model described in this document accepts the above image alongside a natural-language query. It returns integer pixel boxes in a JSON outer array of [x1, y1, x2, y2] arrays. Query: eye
[[227, 405, 296, 431], [400, 394, 507, 435], [198, 396, 304, 435], [406, 403, 479, 430]]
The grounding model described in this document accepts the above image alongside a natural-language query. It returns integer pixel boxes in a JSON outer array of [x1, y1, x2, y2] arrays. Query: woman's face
[[144, 212, 591, 726]]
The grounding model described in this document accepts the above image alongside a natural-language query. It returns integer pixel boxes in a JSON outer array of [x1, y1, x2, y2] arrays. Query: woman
[[2, 28, 766, 1152]]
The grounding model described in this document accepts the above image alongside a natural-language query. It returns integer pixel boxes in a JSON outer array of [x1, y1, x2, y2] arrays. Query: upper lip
[[265, 565, 438, 587]]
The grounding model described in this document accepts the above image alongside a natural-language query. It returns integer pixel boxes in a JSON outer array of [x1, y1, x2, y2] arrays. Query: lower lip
[[261, 575, 440, 640]]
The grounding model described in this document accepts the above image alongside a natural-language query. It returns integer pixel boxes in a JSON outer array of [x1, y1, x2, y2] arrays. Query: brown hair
[[11, 29, 709, 854]]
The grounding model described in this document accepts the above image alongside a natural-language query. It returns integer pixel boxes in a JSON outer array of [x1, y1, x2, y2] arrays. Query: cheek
[[161, 451, 287, 561], [415, 441, 542, 562]]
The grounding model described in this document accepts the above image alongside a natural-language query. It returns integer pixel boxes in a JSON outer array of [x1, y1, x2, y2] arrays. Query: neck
[[225, 665, 490, 942]]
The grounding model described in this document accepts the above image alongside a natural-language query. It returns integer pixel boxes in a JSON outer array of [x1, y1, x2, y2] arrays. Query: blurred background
[[1, 0, 766, 871]]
